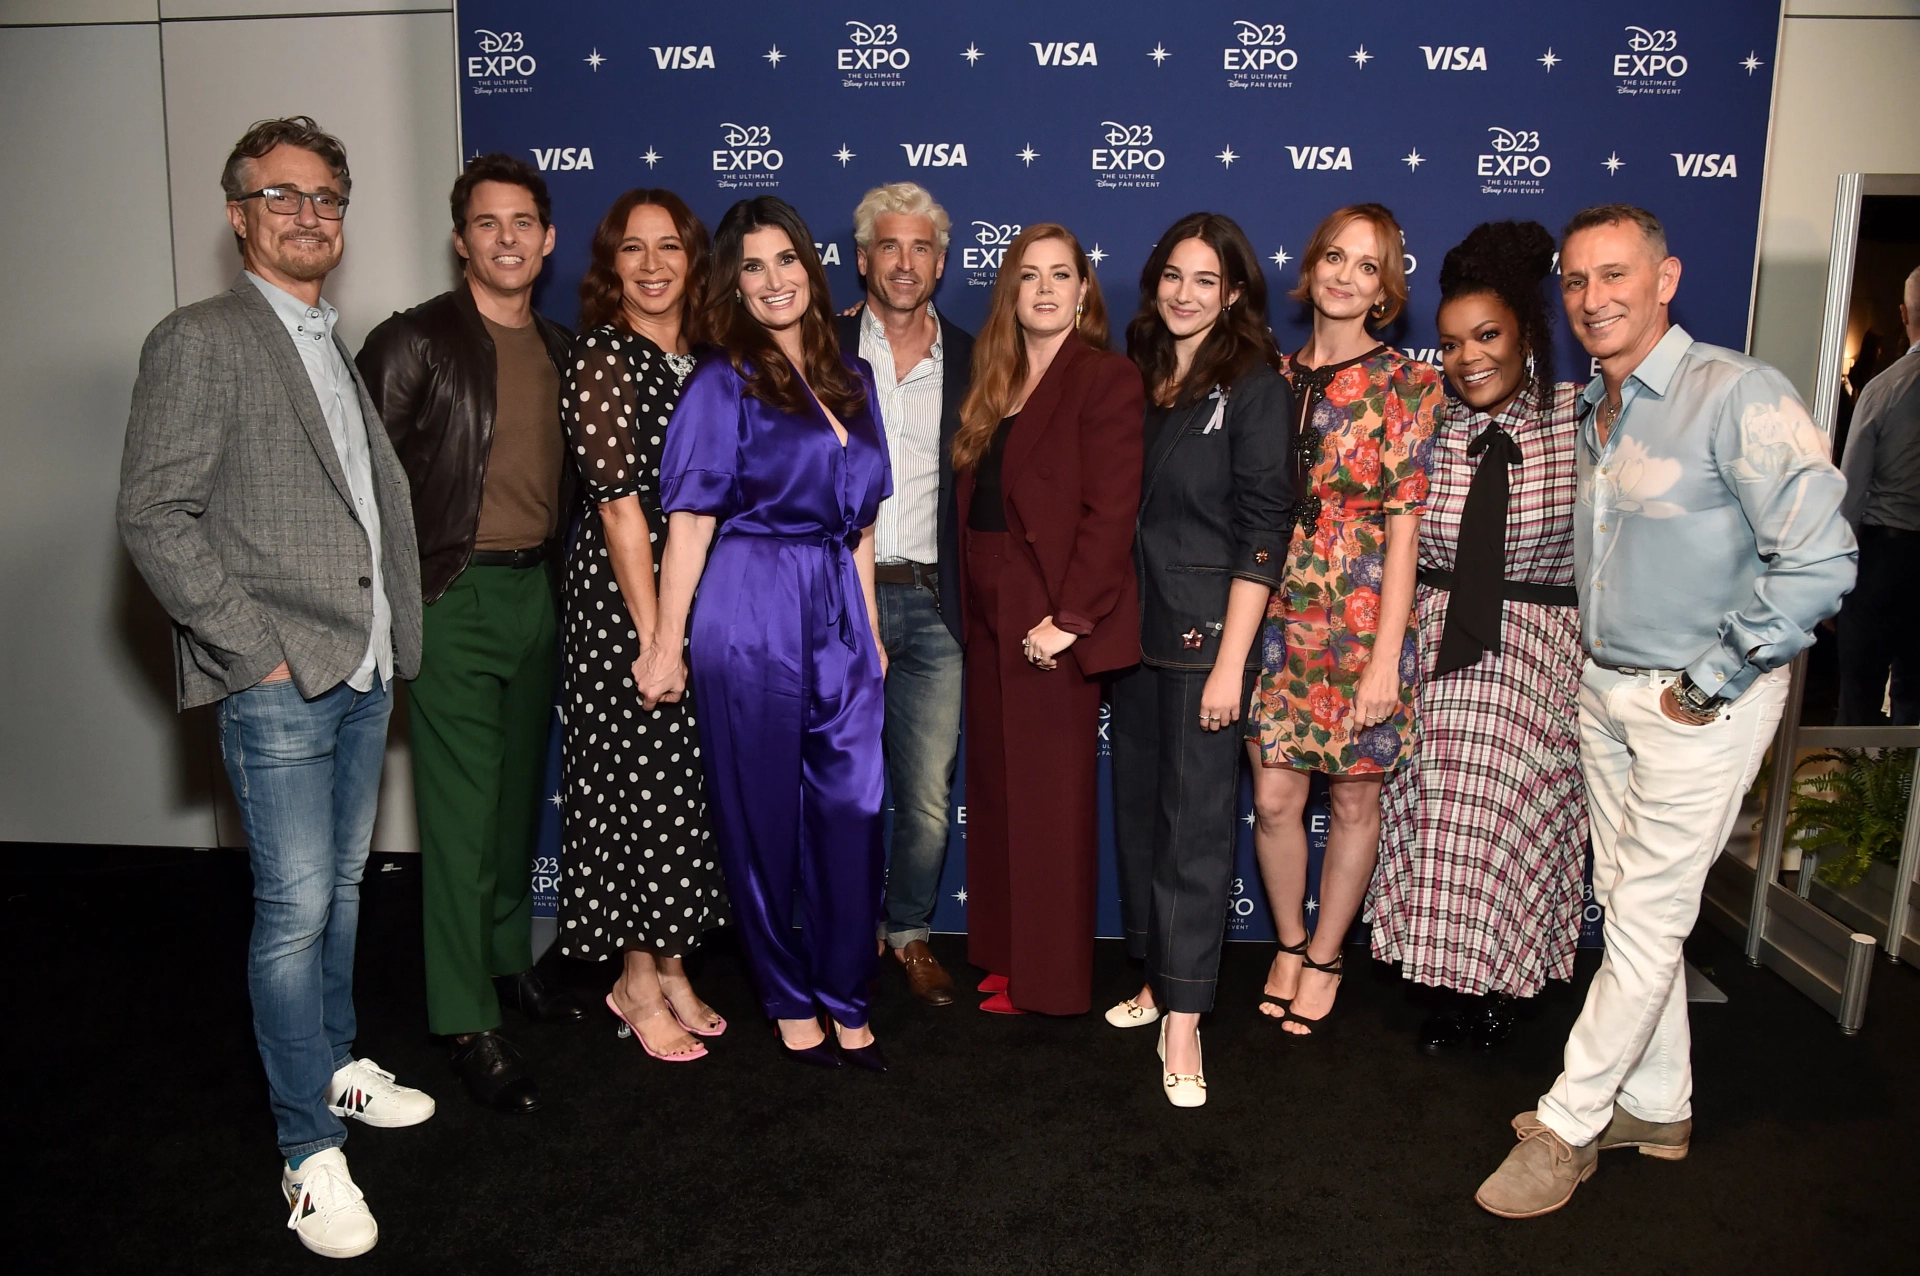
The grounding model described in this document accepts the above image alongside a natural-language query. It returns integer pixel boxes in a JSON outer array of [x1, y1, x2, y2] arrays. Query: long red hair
[[953, 224, 1109, 470]]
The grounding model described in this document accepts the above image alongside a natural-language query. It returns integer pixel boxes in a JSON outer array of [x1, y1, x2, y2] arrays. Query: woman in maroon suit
[[955, 224, 1145, 1015]]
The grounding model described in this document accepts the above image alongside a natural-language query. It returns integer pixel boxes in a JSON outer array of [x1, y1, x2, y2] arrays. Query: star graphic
[[1216, 145, 1239, 169], [640, 147, 662, 169], [1350, 46, 1372, 69], [1539, 49, 1561, 72], [1148, 43, 1171, 66], [1741, 52, 1764, 75], [584, 48, 607, 71], [962, 42, 984, 66], [548, 792, 562, 810], [833, 145, 855, 167], [1603, 151, 1625, 175], [1016, 144, 1039, 167], [763, 45, 785, 68], [1086, 244, 1107, 267], [954, 888, 968, 905], [1243, 810, 1257, 827], [1269, 247, 1291, 269], [1403, 148, 1425, 172], [1305, 896, 1319, 916]]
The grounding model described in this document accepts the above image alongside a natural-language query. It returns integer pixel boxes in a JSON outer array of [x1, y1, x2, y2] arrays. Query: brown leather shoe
[[896, 939, 955, 1006]]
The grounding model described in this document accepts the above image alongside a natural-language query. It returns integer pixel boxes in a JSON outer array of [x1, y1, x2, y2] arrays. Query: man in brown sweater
[[357, 154, 584, 1114]]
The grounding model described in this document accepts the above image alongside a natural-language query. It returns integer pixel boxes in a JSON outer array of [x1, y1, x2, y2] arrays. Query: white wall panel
[[0, 23, 216, 843], [1751, 14, 1920, 395]]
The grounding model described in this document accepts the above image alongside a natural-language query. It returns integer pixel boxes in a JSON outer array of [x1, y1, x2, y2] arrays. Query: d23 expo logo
[[1092, 122, 1164, 190], [964, 221, 1022, 287], [1476, 127, 1550, 196], [1615, 26, 1687, 96], [1224, 21, 1297, 90], [466, 29, 536, 96], [711, 123, 783, 190], [839, 20, 909, 88]]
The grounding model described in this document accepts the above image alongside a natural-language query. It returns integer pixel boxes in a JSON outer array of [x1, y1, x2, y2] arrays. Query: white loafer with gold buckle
[[1105, 995, 1162, 1028]]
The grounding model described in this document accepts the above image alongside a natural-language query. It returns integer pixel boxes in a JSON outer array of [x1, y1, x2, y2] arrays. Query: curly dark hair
[[578, 188, 709, 335], [221, 116, 350, 202], [450, 152, 550, 232], [698, 196, 865, 421], [1126, 212, 1282, 408], [1436, 220, 1558, 396]]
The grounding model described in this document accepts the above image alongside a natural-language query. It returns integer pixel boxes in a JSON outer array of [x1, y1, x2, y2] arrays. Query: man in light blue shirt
[[1477, 205, 1855, 1220]]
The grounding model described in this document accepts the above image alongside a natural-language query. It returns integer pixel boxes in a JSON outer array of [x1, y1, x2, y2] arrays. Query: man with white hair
[[1836, 264, 1920, 723], [836, 183, 975, 1004]]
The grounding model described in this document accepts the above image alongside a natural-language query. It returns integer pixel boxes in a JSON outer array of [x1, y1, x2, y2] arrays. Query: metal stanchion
[[1748, 655, 1808, 964], [1839, 933, 1876, 1034], [1883, 749, 1920, 964]]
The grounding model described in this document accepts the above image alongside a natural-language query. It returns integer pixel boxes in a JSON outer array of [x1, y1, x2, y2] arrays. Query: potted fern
[[1785, 748, 1914, 932]]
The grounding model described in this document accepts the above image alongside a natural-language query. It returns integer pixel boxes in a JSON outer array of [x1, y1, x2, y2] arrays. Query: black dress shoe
[[1473, 994, 1522, 1049], [1417, 1008, 1472, 1056], [451, 1030, 543, 1112], [496, 970, 587, 1023], [834, 1034, 889, 1073]]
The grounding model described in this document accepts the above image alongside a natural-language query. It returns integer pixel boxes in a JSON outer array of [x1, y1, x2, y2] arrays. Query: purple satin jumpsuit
[[659, 355, 892, 1028]]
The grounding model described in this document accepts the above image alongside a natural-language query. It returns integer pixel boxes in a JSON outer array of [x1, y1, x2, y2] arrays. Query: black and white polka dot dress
[[556, 325, 725, 960]]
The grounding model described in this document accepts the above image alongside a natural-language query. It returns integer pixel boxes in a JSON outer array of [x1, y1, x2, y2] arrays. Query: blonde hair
[[1290, 203, 1409, 328], [852, 182, 951, 254]]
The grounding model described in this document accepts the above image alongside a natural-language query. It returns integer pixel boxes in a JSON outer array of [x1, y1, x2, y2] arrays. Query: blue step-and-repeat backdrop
[[481, 1, 1783, 947]]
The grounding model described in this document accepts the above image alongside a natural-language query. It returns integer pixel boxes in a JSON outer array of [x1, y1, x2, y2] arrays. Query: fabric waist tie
[[1418, 566, 1578, 608], [720, 526, 863, 649]]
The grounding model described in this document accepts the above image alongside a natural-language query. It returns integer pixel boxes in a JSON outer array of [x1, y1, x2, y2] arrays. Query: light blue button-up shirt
[[1575, 324, 1856, 699], [247, 272, 393, 691]]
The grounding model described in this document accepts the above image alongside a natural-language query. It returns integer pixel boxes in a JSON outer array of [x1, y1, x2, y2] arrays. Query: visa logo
[[1287, 145, 1353, 171], [1672, 152, 1737, 177], [1420, 45, 1488, 71], [1031, 41, 1098, 66], [530, 147, 593, 171], [650, 45, 715, 70], [900, 143, 968, 167]]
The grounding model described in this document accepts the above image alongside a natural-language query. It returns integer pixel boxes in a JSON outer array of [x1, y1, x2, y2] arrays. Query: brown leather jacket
[[356, 281, 575, 603]]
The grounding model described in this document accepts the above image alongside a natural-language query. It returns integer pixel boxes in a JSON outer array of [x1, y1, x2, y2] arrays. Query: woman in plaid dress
[[1371, 221, 1588, 1054]]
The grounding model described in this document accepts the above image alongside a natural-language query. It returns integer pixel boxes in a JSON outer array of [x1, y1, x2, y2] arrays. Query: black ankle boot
[[1473, 993, 1522, 1049]]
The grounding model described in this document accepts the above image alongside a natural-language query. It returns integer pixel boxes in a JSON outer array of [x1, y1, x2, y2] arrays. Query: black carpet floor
[[8, 846, 1914, 1274]]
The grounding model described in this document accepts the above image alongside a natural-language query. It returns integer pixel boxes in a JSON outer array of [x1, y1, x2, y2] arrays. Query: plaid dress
[[1370, 382, 1588, 996]]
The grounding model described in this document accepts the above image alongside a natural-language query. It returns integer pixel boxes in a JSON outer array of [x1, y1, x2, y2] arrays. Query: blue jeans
[[877, 579, 963, 946], [217, 675, 393, 1159]]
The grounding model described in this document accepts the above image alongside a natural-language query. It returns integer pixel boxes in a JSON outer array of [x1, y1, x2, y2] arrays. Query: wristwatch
[[1673, 673, 1725, 717]]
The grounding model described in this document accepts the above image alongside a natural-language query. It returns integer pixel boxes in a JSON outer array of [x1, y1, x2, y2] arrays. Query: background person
[[954, 223, 1145, 1017], [1371, 220, 1587, 1058], [835, 183, 975, 1006], [638, 196, 893, 1070], [358, 154, 585, 1117], [1836, 264, 1920, 725], [558, 188, 728, 1062], [1245, 203, 1444, 1038], [1107, 212, 1292, 1106], [118, 116, 431, 1259], [1476, 205, 1855, 1219]]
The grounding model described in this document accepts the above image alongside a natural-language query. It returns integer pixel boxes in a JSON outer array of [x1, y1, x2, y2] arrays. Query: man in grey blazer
[[118, 117, 431, 1261]]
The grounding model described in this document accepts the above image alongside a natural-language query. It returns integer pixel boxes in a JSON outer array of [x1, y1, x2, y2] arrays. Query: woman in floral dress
[[1371, 221, 1588, 1056], [1246, 204, 1444, 1036]]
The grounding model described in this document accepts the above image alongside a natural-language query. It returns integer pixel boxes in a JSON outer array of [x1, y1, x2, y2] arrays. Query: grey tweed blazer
[[118, 274, 424, 709]]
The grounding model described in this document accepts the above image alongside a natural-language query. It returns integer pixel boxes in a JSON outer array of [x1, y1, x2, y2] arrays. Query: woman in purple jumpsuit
[[636, 197, 893, 1070]]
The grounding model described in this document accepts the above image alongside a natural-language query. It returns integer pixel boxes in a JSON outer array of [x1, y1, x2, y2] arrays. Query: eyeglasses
[[236, 185, 349, 219]]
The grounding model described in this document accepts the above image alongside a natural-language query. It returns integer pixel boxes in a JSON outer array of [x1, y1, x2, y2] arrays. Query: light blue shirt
[[246, 272, 392, 691], [1575, 324, 1856, 699]]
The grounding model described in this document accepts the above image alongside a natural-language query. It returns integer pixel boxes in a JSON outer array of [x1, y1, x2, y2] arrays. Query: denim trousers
[[1536, 663, 1787, 1146], [217, 675, 393, 1159], [877, 578, 964, 946], [1110, 663, 1255, 1012]]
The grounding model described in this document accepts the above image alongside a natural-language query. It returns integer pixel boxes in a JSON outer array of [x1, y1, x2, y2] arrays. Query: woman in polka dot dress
[[557, 189, 727, 1062]]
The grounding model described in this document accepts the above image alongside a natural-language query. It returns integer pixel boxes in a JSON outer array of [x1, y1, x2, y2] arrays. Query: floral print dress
[[1248, 345, 1444, 775]]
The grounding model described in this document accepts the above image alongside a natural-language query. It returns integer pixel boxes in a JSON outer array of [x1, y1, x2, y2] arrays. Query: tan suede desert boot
[[1475, 1113, 1598, 1218], [1595, 1108, 1691, 1159]]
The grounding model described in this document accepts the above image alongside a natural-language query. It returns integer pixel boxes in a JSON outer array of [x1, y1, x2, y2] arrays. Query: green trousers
[[410, 563, 557, 1036]]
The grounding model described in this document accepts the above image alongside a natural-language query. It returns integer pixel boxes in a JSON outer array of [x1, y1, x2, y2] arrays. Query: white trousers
[[1535, 662, 1789, 1146]]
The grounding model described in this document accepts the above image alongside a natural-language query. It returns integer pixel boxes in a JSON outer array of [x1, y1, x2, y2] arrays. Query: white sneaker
[[283, 1148, 378, 1258], [327, 1058, 436, 1128]]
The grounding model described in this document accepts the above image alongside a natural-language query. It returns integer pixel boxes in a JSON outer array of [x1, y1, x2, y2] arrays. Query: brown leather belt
[[873, 560, 937, 587]]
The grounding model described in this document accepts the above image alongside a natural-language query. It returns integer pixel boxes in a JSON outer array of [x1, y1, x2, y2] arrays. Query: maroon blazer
[[957, 337, 1145, 675]]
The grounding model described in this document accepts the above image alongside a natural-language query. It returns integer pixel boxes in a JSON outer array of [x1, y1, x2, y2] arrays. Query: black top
[[1141, 401, 1178, 457], [969, 415, 1018, 532]]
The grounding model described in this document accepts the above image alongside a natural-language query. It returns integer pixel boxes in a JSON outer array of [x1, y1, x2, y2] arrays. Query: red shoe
[[979, 991, 1026, 1015], [976, 973, 1009, 994]]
